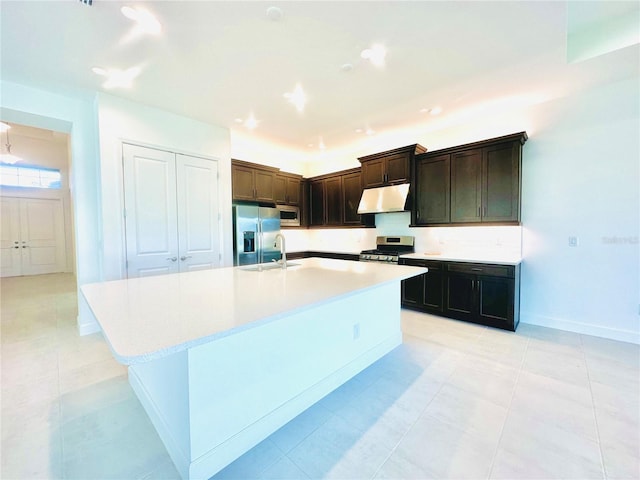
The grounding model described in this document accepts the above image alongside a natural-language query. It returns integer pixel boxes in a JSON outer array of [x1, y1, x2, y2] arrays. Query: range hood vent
[[357, 183, 410, 214]]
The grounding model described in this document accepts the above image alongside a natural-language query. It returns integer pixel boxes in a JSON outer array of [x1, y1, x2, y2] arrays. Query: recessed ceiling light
[[121, 6, 161, 35], [283, 83, 307, 113], [419, 108, 429, 114], [429, 106, 443, 115], [307, 143, 314, 148], [361, 44, 386, 67], [244, 112, 259, 130], [318, 139, 326, 150], [234, 118, 243, 124], [93, 66, 141, 89], [366, 128, 375, 136], [266, 6, 283, 21], [341, 63, 354, 73], [355, 128, 363, 133]]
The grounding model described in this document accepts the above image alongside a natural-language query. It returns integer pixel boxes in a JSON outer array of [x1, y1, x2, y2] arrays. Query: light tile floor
[[1, 273, 639, 479]]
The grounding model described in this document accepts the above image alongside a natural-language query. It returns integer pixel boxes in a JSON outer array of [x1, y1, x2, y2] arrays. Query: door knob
[[180, 256, 192, 261], [166, 257, 177, 262]]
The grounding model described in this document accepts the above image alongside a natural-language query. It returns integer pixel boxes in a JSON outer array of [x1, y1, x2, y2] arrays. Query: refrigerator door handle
[[257, 219, 262, 264]]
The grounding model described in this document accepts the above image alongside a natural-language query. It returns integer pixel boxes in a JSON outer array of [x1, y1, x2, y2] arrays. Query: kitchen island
[[81, 258, 427, 480]]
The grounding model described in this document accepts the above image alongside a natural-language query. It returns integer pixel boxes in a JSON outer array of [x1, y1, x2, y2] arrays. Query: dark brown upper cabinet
[[308, 167, 372, 228], [451, 134, 526, 224], [231, 160, 278, 203], [413, 152, 451, 225], [341, 170, 364, 225], [412, 132, 527, 226], [309, 179, 326, 226], [309, 174, 343, 227], [274, 172, 302, 206], [359, 144, 426, 188]]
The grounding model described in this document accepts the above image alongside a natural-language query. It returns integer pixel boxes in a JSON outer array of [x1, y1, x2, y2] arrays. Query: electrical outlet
[[569, 236, 578, 247], [353, 323, 360, 340]]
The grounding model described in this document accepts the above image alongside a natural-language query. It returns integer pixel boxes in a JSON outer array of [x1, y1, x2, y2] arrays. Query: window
[[0, 164, 62, 189]]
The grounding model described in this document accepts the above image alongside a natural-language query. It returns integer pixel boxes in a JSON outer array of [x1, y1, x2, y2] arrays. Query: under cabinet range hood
[[357, 183, 410, 214]]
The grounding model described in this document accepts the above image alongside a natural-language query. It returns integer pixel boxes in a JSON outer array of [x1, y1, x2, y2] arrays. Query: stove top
[[359, 236, 414, 263]]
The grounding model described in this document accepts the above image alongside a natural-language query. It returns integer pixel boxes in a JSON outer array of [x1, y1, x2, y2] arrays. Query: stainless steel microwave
[[277, 204, 300, 226]]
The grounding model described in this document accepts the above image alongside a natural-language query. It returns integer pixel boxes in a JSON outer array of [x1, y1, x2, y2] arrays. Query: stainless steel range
[[359, 236, 415, 264]]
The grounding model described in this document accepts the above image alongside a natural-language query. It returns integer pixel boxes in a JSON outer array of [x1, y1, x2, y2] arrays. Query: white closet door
[[176, 154, 221, 272], [19, 198, 66, 275], [0, 197, 22, 277], [123, 144, 179, 278]]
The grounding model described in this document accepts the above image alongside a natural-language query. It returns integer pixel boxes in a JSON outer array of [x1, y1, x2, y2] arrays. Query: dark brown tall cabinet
[[359, 144, 426, 188], [412, 132, 527, 226]]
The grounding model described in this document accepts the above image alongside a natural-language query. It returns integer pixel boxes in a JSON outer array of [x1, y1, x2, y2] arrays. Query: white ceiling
[[1, 1, 638, 154]]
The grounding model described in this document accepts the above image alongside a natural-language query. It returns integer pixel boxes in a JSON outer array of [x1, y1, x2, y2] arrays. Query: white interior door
[[0, 197, 22, 277], [19, 198, 66, 275], [0, 197, 66, 277], [176, 154, 221, 272], [123, 144, 179, 278]]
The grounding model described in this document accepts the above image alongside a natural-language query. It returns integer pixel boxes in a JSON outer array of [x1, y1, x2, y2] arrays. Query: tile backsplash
[[376, 212, 522, 257], [283, 211, 522, 257]]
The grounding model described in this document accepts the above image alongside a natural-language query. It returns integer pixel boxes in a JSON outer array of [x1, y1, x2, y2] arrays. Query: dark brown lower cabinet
[[400, 259, 520, 331], [401, 260, 444, 314]]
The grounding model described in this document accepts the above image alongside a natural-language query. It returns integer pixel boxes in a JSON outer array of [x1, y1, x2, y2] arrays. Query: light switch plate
[[569, 236, 578, 247]]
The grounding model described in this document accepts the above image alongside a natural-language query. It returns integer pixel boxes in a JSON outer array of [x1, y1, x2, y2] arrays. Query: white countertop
[[401, 252, 522, 265], [81, 258, 427, 365]]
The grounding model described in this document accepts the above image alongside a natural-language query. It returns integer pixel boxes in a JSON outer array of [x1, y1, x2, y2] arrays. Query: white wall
[[519, 77, 639, 343], [96, 93, 233, 283], [230, 129, 307, 175], [1, 81, 101, 334]]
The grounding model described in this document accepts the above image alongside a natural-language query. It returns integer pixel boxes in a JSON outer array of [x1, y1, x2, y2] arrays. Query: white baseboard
[[129, 367, 190, 479], [77, 315, 101, 336], [77, 286, 102, 336], [520, 311, 640, 345]]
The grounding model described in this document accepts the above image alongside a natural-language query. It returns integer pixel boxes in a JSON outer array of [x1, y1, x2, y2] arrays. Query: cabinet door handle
[[478, 206, 481, 217], [416, 209, 420, 219], [483, 206, 486, 217], [471, 267, 483, 271]]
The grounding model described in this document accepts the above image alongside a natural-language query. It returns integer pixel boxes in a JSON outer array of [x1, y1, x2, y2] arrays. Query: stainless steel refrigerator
[[232, 204, 282, 266]]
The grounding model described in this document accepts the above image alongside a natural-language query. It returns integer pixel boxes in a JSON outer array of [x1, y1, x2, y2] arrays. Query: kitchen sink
[[240, 262, 301, 271]]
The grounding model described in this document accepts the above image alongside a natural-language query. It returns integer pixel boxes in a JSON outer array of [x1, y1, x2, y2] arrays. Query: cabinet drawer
[[399, 259, 444, 270], [447, 263, 514, 278]]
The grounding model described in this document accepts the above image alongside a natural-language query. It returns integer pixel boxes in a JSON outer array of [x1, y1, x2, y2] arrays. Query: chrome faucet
[[275, 233, 287, 269]]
